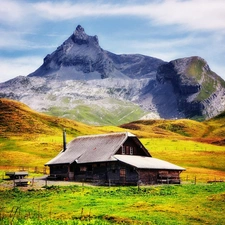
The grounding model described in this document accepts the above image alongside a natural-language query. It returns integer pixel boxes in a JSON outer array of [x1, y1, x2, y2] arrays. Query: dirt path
[[1, 176, 91, 190]]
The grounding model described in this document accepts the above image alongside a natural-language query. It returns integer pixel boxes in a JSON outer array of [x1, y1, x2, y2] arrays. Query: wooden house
[[45, 132, 185, 185]]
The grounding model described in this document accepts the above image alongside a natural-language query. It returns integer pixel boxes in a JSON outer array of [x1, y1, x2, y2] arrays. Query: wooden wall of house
[[49, 163, 181, 185], [137, 169, 158, 184], [157, 170, 181, 184], [137, 169, 181, 184], [72, 161, 139, 185], [73, 162, 107, 182], [107, 162, 139, 185], [49, 165, 69, 179]]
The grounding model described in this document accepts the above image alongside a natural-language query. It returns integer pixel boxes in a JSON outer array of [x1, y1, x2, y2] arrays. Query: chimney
[[63, 129, 66, 152]]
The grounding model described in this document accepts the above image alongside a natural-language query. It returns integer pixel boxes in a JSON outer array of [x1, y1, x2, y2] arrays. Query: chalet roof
[[114, 155, 185, 171], [46, 132, 141, 165]]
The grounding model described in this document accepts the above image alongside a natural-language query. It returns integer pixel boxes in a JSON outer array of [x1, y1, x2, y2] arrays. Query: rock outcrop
[[156, 56, 225, 118]]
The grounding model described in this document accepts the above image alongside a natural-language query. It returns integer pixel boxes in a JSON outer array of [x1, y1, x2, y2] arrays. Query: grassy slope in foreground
[[0, 184, 225, 224]]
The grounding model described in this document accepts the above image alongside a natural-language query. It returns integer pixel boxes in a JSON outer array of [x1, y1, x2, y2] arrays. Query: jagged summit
[[75, 24, 85, 34], [72, 25, 99, 46]]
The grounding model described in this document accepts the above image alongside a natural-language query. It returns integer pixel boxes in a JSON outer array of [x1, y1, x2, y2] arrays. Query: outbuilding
[[45, 132, 185, 185]]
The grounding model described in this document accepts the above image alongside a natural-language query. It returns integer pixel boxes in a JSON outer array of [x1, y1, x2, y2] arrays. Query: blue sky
[[0, 0, 225, 82]]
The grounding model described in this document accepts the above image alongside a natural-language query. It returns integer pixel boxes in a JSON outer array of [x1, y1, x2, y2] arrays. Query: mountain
[[0, 25, 225, 125], [29, 25, 164, 80]]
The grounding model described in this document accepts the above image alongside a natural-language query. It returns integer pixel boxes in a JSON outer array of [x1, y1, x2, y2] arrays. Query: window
[[70, 165, 74, 172], [87, 165, 92, 171], [126, 146, 129, 154], [130, 147, 133, 155], [120, 168, 126, 177], [122, 146, 125, 154], [80, 166, 87, 172]]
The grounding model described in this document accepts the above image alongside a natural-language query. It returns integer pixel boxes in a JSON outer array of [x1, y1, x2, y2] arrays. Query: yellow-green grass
[[120, 119, 211, 139], [180, 167, 225, 183], [0, 184, 225, 224], [203, 111, 225, 138]]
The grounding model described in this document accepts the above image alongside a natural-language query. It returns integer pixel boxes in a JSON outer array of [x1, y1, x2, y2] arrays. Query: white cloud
[[33, 0, 225, 31], [0, 29, 58, 51], [1, 0, 225, 32], [0, 56, 43, 82], [146, 0, 225, 31], [0, 0, 26, 24], [0, 0, 38, 28], [0, 30, 31, 50]]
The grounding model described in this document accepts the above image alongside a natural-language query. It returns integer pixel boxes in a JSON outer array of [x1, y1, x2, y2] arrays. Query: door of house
[[120, 168, 126, 184]]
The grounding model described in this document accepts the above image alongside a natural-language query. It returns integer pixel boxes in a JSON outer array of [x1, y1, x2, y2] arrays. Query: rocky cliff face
[[0, 25, 225, 125], [156, 56, 225, 118]]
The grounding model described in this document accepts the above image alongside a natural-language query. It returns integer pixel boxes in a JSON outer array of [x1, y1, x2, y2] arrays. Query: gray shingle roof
[[45, 132, 185, 171], [46, 132, 134, 165], [114, 155, 185, 170]]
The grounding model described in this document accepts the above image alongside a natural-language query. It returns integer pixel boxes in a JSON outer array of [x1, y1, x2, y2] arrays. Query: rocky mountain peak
[[72, 25, 99, 46], [75, 25, 85, 33]]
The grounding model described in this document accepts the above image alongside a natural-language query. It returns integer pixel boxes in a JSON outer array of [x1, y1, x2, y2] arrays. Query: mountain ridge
[[0, 25, 225, 125]]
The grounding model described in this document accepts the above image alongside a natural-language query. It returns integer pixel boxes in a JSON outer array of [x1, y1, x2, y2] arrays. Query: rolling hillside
[[121, 114, 225, 143], [0, 98, 112, 169], [0, 98, 101, 136], [0, 98, 225, 181]]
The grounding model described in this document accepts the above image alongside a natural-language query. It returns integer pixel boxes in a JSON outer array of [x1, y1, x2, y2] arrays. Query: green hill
[[0, 98, 111, 169]]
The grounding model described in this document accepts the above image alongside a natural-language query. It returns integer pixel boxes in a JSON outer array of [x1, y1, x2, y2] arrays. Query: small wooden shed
[[45, 132, 185, 185]]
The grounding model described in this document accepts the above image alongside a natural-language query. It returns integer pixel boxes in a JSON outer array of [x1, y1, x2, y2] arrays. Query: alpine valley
[[0, 25, 225, 125]]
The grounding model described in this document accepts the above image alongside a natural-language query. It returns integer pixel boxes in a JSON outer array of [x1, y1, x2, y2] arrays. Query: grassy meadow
[[0, 183, 225, 224], [1, 98, 225, 224]]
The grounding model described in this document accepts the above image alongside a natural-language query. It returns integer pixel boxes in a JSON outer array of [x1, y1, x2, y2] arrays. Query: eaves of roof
[[114, 155, 185, 171]]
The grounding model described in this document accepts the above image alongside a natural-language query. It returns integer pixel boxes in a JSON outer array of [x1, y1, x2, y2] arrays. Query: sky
[[0, 0, 225, 82]]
